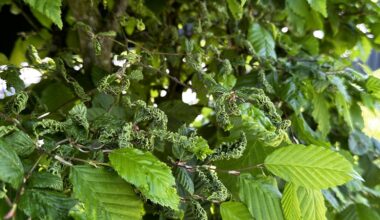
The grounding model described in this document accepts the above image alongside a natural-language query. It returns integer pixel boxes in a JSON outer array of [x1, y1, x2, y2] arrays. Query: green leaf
[[366, 76, 380, 100], [282, 183, 302, 220], [248, 23, 276, 59], [337, 204, 380, 220], [335, 92, 353, 130], [175, 167, 194, 195], [264, 144, 355, 189], [3, 130, 35, 157], [226, 0, 246, 20], [19, 189, 76, 219], [307, 0, 327, 17], [109, 148, 180, 210], [0, 140, 24, 188], [286, 0, 309, 18], [70, 166, 145, 220], [311, 92, 330, 137], [28, 171, 63, 191], [348, 130, 372, 156], [24, 0, 63, 29], [282, 183, 327, 220], [238, 174, 284, 220], [220, 201, 253, 220]]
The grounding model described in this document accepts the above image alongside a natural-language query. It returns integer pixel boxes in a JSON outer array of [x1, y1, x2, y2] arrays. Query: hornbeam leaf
[[238, 174, 284, 220], [248, 23, 276, 59], [70, 166, 145, 220], [0, 139, 24, 188], [24, 0, 63, 29], [220, 201, 253, 220], [366, 76, 380, 100], [109, 148, 180, 210], [265, 145, 356, 189], [307, 0, 327, 17], [282, 183, 327, 220], [19, 189, 76, 219]]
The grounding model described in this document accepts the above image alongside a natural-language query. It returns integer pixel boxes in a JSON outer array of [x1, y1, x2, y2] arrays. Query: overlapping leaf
[[220, 201, 253, 220], [238, 174, 284, 220], [70, 166, 145, 220], [265, 144, 355, 189], [109, 148, 180, 210], [282, 183, 327, 220]]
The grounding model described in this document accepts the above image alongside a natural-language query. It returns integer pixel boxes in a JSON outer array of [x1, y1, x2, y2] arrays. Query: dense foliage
[[0, 0, 380, 219]]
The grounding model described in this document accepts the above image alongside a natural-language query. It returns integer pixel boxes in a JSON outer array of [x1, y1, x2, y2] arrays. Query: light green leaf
[[307, 0, 327, 17], [282, 183, 302, 220], [366, 76, 380, 100], [70, 166, 145, 220], [282, 183, 327, 220], [109, 148, 180, 210], [239, 174, 284, 220], [0, 140, 24, 188], [19, 189, 76, 219], [311, 92, 330, 137], [248, 23, 276, 59], [226, 0, 246, 20], [24, 0, 63, 29], [265, 144, 355, 189], [220, 201, 253, 220]]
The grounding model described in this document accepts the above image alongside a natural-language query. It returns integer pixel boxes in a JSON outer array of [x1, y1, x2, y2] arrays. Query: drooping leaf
[[282, 183, 327, 220], [19, 189, 76, 219], [335, 92, 353, 130], [265, 144, 355, 189], [24, 0, 63, 29], [109, 148, 180, 210], [70, 166, 145, 220], [238, 174, 284, 220], [247, 23, 276, 59], [0, 140, 24, 188], [311, 92, 330, 137], [220, 201, 253, 220], [226, 0, 246, 20]]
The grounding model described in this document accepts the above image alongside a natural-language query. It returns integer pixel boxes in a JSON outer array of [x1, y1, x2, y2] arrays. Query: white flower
[[36, 139, 44, 147], [182, 88, 199, 105], [0, 78, 7, 99], [112, 55, 127, 67], [19, 68, 42, 87], [0, 78, 16, 99]]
